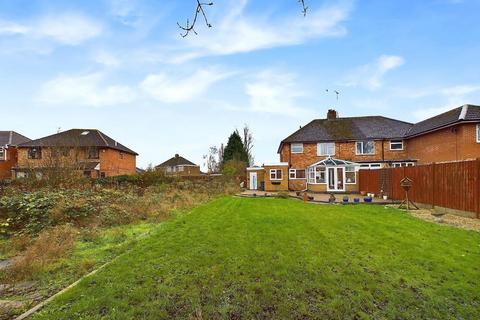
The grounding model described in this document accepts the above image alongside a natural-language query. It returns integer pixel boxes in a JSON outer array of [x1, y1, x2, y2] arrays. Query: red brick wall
[[0, 147, 17, 180], [99, 149, 136, 176], [407, 123, 480, 164]]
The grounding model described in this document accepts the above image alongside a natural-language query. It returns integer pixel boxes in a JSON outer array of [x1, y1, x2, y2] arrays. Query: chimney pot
[[327, 109, 338, 120], [175, 154, 179, 158]]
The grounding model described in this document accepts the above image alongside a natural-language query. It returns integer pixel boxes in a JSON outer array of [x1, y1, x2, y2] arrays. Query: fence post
[[477, 158, 480, 219], [432, 162, 435, 209]]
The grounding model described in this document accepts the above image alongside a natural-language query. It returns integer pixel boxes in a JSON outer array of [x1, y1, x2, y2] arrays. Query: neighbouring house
[[14, 129, 138, 179], [247, 104, 480, 193], [155, 154, 201, 176], [0, 131, 31, 180]]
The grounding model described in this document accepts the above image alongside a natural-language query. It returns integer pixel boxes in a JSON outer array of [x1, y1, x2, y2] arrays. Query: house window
[[270, 169, 282, 180], [356, 141, 375, 155], [100, 172, 106, 178], [291, 143, 304, 154], [317, 142, 335, 156], [392, 162, 415, 168], [28, 147, 42, 159], [52, 147, 70, 158], [119, 152, 124, 159], [178, 166, 184, 172], [390, 140, 404, 150], [87, 147, 99, 159], [477, 124, 480, 143], [315, 167, 326, 183], [308, 167, 315, 183], [345, 166, 356, 184], [359, 163, 382, 170], [289, 169, 306, 179], [0, 147, 5, 161]]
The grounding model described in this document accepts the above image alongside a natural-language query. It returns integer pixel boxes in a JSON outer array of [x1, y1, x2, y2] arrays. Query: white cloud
[[34, 14, 101, 45], [0, 13, 102, 46], [344, 55, 405, 90], [38, 73, 135, 107], [0, 21, 29, 34], [245, 70, 308, 116], [94, 50, 120, 67], [168, 0, 351, 63], [140, 68, 233, 103], [412, 84, 480, 120]]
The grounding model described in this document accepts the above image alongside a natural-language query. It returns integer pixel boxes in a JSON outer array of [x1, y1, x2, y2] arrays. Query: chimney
[[175, 154, 179, 158], [327, 109, 338, 120]]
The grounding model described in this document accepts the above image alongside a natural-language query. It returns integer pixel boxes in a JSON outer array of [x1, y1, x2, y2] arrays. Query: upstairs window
[[317, 142, 335, 156], [270, 169, 283, 180], [477, 124, 480, 143], [390, 140, 404, 150], [356, 141, 375, 155], [86, 147, 99, 159], [119, 152, 124, 159], [0, 147, 4, 161], [291, 143, 304, 154], [28, 147, 42, 159]]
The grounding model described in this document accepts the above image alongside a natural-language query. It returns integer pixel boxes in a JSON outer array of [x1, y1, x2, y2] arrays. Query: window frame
[[356, 141, 375, 155], [477, 124, 480, 143], [389, 140, 404, 151], [289, 169, 306, 180], [291, 143, 304, 154], [0, 147, 5, 161], [86, 147, 100, 160], [317, 142, 335, 156], [270, 169, 283, 180], [28, 147, 42, 160], [345, 166, 356, 184]]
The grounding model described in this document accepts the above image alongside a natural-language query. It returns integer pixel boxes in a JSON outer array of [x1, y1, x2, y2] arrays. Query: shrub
[[276, 192, 290, 199], [4, 225, 78, 281]]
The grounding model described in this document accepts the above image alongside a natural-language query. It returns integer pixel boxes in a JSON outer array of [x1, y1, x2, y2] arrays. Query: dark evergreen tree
[[222, 130, 249, 165]]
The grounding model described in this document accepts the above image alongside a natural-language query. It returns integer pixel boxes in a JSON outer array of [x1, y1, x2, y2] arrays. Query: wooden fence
[[358, 159, 480, 218]]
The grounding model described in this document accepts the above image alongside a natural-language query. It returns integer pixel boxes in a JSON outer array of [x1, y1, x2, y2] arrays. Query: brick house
[[155, 154, 201, 176], [13, 129, 137, 179], [0, 131, 30, 180], [247, 104, 480, 193]]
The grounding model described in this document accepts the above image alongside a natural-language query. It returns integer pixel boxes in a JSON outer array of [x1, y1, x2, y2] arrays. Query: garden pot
[[354, 198, 360, 203], [364, 197, 373, 203], [342, 196, 349, 203], [383, 195, 388, 200], [360, 191, 366, 196]]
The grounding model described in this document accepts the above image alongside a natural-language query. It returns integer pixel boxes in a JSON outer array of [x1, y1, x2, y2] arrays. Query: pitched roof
[[407, 104, 480, 137], [18, 129, 138, 155], [0, 131, 31, 146], [156, 154, 197, 168], [282, 116, 412, 144]]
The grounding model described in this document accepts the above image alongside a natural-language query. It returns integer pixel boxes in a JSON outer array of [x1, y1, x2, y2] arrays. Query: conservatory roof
[[308, 157, 359, 167]]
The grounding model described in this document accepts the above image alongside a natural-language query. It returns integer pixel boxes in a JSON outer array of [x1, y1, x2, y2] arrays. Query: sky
[[1, 0, 479, 169]]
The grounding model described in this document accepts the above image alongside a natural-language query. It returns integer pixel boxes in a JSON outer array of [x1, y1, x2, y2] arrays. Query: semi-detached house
[[247, 104, 480, 193]]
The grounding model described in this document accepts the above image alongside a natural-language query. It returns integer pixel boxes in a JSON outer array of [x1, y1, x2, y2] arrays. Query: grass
[[33, 197, 480, 319]]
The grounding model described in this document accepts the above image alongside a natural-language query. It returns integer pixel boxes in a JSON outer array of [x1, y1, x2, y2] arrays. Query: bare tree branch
[[179, 1, 308, 37], [177, 0, 213, 38], [299, 0, 308, 17]]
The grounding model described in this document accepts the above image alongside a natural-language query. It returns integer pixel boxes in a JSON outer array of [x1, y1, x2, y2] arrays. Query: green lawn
[[33, 197, 480, 319]]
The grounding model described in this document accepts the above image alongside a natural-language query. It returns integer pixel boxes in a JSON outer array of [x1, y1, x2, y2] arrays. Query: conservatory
[[307, 157, 359, 192]]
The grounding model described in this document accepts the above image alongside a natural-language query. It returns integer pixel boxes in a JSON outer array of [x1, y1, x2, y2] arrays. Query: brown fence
[[358, 159, 480, 218]]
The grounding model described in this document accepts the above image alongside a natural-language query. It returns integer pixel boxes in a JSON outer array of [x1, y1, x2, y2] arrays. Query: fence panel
[[359, 159, 480, 218]]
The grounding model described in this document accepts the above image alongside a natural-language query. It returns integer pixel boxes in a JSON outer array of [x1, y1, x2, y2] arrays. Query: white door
[[327, 167, 345, 192], [249, 172, 257, 190]]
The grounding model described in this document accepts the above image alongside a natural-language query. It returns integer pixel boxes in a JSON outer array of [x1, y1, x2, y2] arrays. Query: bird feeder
[[398, 177, 418, 210]]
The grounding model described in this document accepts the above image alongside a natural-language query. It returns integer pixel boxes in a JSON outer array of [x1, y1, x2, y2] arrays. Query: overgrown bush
[[3, 225, 78, 281]]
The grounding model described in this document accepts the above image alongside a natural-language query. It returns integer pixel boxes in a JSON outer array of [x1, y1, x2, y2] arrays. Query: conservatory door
[[327, 167, 345, 192]]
